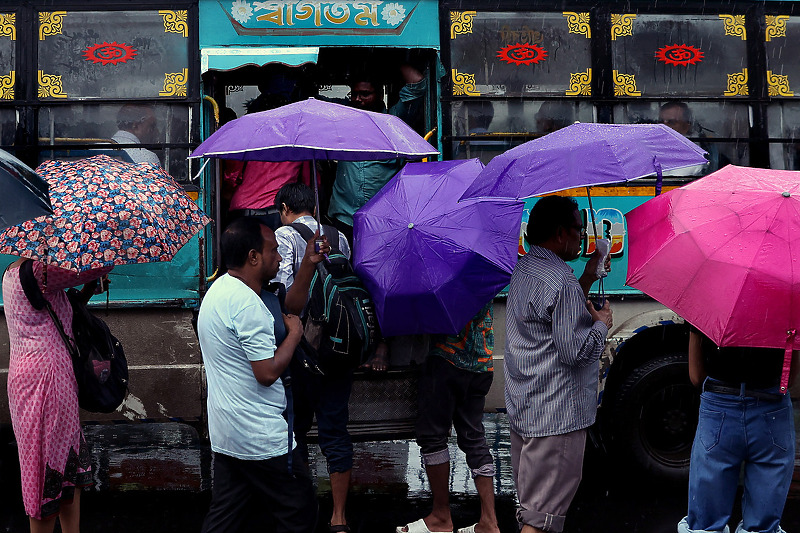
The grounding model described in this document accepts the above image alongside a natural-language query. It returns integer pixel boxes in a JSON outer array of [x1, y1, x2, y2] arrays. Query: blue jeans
[[679, 379, 794, 533]]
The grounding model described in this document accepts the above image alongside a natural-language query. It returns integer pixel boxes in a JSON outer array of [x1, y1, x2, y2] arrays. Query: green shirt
[[429, 303, 494, 373]]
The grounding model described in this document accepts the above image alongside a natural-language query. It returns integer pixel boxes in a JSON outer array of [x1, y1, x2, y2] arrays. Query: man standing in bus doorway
[[111, 104, 161, 167], [326, 64, 427, 248], [396, 302, 501, 533], [197, 217, 317, 533], [504, 196, 612, 533]]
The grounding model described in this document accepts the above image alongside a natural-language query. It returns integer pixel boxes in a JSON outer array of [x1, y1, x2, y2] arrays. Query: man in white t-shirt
[[197, 216, 316, 533]]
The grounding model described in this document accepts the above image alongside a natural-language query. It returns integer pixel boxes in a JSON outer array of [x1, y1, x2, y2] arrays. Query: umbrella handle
[[312, 159, 323, 236]]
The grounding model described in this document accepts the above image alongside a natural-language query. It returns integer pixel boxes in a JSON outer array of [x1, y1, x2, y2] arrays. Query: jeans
[[679, 379, 794, 533], [291, 361, 354, 473]]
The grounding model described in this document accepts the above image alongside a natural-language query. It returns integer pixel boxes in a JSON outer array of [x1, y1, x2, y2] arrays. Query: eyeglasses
[[571, 224, 587, 237]]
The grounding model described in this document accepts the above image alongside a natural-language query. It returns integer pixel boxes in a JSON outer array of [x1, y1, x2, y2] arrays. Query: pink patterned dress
[[3, 261, 111, 519]]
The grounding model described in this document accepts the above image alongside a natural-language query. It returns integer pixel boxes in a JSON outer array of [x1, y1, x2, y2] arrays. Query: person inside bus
[[111, 104, 161, 167], [326, 64, 427, 248], [678, 326, 797, 533], [397, 303, 501, 533], [535, 101, 575, 134], [223, 94, 312, 231], [658, 101, 721, 176]]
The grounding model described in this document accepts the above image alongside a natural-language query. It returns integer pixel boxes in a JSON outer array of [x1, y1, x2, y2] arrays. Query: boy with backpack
[[273, 182, 386, 533]]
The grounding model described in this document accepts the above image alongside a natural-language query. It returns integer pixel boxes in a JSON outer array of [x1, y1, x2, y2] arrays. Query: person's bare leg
[[521, 525, 545, 533], [424, 462, 453, 532], [329, 470, 351, 528], [29, 515, 57, 533], [473, 475, 500, 533], [58, 488, 81, 533]]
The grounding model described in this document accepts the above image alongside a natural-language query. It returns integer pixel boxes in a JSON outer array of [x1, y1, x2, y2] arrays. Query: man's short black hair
[[274, 182, 315, 215], [525, 196, 580, 246], [221, 217, 267, 269], [659, 101, 693, 124]]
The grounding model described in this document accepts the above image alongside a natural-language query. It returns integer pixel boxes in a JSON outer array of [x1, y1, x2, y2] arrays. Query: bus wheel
[[611, 353, 700, 482]]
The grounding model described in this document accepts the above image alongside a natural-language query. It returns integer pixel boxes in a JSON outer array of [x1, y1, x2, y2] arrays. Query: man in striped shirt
[[505, 195, 613, 533]]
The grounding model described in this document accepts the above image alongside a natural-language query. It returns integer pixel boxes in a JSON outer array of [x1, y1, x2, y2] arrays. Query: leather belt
[[704, 381, 783, 402]]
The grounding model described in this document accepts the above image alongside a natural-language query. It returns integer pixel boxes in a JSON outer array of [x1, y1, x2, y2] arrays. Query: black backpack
[[19, 260, 129, 413], [290, 222, 378, 374]]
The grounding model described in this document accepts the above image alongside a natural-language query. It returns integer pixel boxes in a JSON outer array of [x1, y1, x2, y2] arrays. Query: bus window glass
[[611, 14, 748, 97], [37, 10, 189, 100], [767, 103, 800, 170], [450, 100, 593, 164], [449, 11, 592, 97], [614, 102, 750, 175], [0, 108, 15, 146], [37, 103, 191, 181], [765, 16, 800, 98], [0, 12, 14, 101], [225, 85, 260, 117]]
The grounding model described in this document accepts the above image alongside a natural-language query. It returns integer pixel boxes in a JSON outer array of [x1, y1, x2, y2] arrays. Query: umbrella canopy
[[460, 122, 709, 201], [189, 97, 438, 162], [625, 165, 800, 391], [353, 159, 522, 337], [0, 149, 53, 230], [0, 156, 210, 272]]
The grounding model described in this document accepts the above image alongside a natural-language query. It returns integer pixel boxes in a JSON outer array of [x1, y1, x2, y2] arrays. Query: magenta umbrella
[[625, 165, 800, 392], [353, 159, 522, 336]]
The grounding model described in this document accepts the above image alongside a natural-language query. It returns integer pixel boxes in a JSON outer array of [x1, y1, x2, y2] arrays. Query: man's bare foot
[[359, 342, 388, 372]]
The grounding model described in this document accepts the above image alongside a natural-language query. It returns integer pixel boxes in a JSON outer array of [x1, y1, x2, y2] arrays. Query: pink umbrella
[[625, 165, 800, 393]]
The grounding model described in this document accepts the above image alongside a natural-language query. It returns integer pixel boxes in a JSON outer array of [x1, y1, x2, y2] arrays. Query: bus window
[[614, 101, 750, 176], [37, 103, 192, 182], [767, 103, 800, 171], [450, 100, 594, 164]]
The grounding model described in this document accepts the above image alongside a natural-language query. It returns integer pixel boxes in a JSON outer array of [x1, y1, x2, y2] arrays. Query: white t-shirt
[[197, 273, 294, 460]]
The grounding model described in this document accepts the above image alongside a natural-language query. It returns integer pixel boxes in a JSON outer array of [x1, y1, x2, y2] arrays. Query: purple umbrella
[[460, 122, 709, 201], [190, 97, 438, 162], [353, 159, 522, 337]]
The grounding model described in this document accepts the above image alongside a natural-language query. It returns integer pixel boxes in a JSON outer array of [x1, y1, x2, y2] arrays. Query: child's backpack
[[290, 222, 378, 374]]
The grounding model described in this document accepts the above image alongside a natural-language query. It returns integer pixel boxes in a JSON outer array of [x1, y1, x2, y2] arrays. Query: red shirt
[[223, 160, 312, 210]]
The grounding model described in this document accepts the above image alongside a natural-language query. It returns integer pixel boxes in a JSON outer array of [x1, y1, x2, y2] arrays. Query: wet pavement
[[1, 414, 799, 533]]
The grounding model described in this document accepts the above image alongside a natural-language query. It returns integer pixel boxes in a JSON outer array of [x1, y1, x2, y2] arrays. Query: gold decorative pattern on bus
[[452, 69, 479, 96], [724, 68, 748, 96], [613, 70, 641, 96], [610, 14, 636, 40], [38, 11, 66, 40], [719, 15, 746, 40], [450, 11, 476, 39], [160, 68, 188, 97], [566, 68, 591, 96], [0, 71, 14, 99], [37, 70, 66, 98], [159, 10, 188, 37], [765, 15, 789, 42], [0, 13, 16, 40], [562, 12, 590, 38], [767, 70, 793, 97]]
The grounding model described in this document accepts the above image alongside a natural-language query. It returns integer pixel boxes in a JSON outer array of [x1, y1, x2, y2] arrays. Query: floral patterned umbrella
[[0, 155, 210, 272]]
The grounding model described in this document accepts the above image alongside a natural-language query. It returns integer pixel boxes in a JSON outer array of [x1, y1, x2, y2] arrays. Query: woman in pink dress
[[3, 259, 110, 533]]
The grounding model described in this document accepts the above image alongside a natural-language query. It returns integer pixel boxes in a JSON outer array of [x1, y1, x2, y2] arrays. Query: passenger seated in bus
[[326, 64, 427, 249], [223, 94, 312, 231], [658, 101, 720, 176], [111, 104, 161, 167], [535, 101, 575, 134]]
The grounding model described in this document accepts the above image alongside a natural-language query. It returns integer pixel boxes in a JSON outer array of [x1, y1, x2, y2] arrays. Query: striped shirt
[[272, 215, 351, 290], [504, 245, 608, 438]]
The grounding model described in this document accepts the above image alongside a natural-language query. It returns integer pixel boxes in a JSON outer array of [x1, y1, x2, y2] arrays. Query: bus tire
[[611, 353, 700, 482]]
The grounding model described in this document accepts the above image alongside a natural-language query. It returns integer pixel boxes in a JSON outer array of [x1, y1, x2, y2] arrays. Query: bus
[[2, 0, 800, 483]]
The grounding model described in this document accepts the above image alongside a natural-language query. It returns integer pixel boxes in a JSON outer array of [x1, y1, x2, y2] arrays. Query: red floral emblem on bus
[[655, 44, 704, 66], [497, 43, 548, 66], [83, 42, 138, 66]]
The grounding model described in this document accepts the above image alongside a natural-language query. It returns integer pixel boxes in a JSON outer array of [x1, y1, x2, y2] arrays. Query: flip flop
[[395, 518, 451, 533], [457, 524, 478, 533]]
